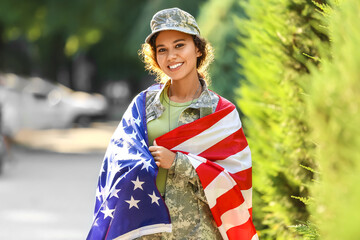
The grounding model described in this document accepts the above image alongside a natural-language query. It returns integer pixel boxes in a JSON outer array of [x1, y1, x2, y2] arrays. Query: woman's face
[[155, 30, 201, 82]]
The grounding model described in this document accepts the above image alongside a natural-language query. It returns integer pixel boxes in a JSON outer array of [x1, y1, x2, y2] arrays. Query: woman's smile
[[168, 62, 184, 70]]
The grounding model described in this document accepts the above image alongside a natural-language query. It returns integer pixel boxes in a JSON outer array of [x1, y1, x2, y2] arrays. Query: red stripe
[[199, 128, 248, 160], [155, 103, 235, 150], [249, 207, 253, 221], [210, 185, 245, 227], [214, 93, 234, 112], [226, 217, 257, 240], [230, 168, 252, 190], [195, 161, 224, 189]]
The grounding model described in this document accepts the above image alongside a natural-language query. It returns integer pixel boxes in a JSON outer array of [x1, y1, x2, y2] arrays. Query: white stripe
[[214, 146, 252, 173], [220, 204, 251, 231], [218, 224, 258, 240], [172, 108, 241, 154], [187, 153, 207, 169], [188, 155, 253, 209], [217, 226, 229, 240], [242, 188, 253, 209], [113, 223, 172, 240], [203, 171, 237, 208]]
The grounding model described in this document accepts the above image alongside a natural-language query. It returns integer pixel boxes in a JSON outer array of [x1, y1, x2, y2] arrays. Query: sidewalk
[[13, 122, 118, 154]]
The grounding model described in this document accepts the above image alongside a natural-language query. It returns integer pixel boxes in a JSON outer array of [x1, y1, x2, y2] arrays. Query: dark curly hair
[[139, 32, 214, 85]]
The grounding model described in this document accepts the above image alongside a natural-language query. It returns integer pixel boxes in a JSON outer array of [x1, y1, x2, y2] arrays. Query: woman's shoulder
[[143, 83, 163, 107], [208, 90, 236, 110]]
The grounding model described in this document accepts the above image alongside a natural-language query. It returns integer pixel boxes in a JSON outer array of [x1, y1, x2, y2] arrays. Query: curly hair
[[139, 33, 214, 85]]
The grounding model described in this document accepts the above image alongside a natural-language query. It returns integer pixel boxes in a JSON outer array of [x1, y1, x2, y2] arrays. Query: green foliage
[[307, 0, 360, 239], [196, 0, 246, 104], [290, 221, 320, 240], [234, 0, 325, 238]]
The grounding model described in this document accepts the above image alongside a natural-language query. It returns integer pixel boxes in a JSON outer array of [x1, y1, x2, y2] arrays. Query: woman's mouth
[[168, 63, 183, 70]]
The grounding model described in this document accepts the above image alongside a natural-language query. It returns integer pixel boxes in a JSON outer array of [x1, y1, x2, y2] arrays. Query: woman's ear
[[196, 48, 202, 58]]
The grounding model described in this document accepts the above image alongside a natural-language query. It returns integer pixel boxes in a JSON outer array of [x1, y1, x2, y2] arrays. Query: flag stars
[[131, 176, 145, 190], [101, 205, 115, 219], [128, 130, 138, 140], [141, 159, 154, 172], [148, 191, 161, 206], [93, 217, 99, 226], [125, 196, 140, 209], [133, 117, 141, 126], [110, 188, 121, 199], [140, 139, 147, 147]]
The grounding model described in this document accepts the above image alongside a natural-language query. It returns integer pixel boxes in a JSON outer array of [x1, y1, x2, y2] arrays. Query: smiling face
[[155, 30, 202, 83]]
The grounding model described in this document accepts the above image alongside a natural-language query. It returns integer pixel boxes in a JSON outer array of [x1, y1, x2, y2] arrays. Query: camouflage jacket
[[137, 79, 222, 240]]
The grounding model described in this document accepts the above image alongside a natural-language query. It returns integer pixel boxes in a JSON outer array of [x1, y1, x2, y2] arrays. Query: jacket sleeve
[[168, 151, 209, 204]]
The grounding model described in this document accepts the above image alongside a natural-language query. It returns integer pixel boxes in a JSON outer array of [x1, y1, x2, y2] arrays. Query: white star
[[140, 139, 147, 147], [133, 117, 141, 126], [128, 130, 137, 140], [131, 176, 145, 190], [125, 196, 140, 209], [101, 205, 115, 219], [141, 159, 154, 172], [110, 188, 121, 199], [148, 191, 161, 206], [93, 217, 99, 226]]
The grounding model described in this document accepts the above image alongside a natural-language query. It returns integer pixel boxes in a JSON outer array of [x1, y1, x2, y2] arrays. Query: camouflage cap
[[145, 7, 201, 43]]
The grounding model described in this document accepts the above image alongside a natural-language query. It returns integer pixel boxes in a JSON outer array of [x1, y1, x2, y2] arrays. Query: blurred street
[[0, 122, 117, 240]]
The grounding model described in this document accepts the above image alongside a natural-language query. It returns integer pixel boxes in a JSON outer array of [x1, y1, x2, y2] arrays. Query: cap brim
[[145, 27, 200, 43]]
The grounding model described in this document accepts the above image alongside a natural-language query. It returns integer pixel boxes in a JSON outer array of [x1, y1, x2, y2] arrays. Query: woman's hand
[[149, 140, 176, 169]]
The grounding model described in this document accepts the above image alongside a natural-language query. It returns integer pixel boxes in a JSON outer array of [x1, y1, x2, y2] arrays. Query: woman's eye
[[157, 48, 166, 53], [175, 43, 184, 48]]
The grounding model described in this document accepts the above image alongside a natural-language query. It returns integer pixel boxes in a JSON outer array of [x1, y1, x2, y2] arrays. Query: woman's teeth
[[169, 63, 183, 69]]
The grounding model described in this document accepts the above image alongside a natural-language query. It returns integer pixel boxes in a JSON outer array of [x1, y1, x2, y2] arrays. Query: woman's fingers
[[149, 146, 157, 152], [148, 145, 175, 169]]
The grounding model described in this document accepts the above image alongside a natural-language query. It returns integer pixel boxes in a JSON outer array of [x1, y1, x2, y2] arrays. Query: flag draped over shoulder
[[87, 86, 172, 240], [87, 85, 257, 240], [156, 95, 258, 240]]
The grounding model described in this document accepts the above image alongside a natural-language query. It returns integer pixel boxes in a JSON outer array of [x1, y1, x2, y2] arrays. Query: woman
[[87, 8, 257, 240]]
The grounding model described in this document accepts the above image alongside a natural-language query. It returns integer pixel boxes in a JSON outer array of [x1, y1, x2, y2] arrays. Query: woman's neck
[[168, 76, 201, 103]]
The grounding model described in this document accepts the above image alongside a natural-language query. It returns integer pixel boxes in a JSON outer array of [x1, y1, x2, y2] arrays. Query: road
[[0, 146, 104, 240]]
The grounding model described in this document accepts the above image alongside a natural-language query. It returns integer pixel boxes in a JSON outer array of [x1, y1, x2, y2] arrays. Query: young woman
[[87, 8, 257, 240]]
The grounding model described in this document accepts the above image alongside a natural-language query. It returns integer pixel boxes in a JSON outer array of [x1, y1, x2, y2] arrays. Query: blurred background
[[1, 0, 360, 239]]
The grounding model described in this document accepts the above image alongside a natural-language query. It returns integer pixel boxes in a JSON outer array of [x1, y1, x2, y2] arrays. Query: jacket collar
[[146, 78, 213, 120]]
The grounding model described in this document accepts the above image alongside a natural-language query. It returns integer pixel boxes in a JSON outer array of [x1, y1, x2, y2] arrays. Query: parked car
[[0, 73, 108, 136]]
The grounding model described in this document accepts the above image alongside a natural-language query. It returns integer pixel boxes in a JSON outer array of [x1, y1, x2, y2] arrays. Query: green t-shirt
[[147, 88, 194, 196]]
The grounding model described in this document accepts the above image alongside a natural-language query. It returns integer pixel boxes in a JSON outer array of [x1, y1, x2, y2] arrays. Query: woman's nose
[[168, 49, 177, 60]]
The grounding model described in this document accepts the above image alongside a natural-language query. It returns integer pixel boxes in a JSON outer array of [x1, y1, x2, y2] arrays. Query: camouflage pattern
[[138, 80, 222, 239], [145, 8, 201, 43], [145, 80, 218, 126]]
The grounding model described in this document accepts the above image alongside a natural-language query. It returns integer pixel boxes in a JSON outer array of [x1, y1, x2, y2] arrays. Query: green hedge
[[235, 0, 325, 238], [308, 0, 360, 239]]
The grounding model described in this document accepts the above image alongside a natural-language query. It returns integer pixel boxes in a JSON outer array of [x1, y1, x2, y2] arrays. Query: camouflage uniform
[[137, 79, 222, 240]]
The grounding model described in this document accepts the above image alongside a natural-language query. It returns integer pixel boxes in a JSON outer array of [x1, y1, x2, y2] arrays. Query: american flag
[[156, 94, 258, 240], [87, 85, 257, 240], [87, 87, 172, 240]]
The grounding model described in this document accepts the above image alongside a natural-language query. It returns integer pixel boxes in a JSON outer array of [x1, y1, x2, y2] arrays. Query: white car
[[0, 73, 108, 136]]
